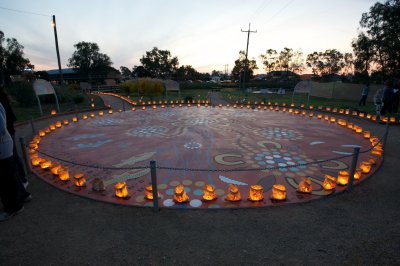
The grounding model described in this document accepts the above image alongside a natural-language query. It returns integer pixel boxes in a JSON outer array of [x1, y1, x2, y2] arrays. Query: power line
[[0, 6, 50, 17], [241, 23, 257, 91]]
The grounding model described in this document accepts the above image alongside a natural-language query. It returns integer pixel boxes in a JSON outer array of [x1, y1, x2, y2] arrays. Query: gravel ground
[[1, 95, 399, 265]]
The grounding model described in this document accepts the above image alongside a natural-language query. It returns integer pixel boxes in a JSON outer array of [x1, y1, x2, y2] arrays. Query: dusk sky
[[0, 0, 378, 74]]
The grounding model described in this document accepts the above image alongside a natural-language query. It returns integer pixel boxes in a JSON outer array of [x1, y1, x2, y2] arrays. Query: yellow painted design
[[214, 154, 244, 166], [113, 152, 156, 167], [105, 168, 150, 186], [257, 140, 282, 149]]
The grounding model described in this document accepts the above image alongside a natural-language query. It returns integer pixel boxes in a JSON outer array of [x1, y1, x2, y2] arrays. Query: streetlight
[[52, 15, 64, 85]]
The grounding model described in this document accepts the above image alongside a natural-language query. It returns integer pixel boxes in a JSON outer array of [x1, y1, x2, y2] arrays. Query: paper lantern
[[294, 109, 300, 115], [297, 177, 312, 193], [371, 115, 377, 121], [72, 116, 78, 122], [248, 184, 264, 201], [347, 123, 353, 129], [45, 127, 51, 134], [324, 115, 329, 121], [152, 105, 157, 109], [355, 126, 363, 133], [58, 169, 70, 181], [174, 184, 189, 203], [317, 114, 323, 119], [29, 142, 39, 150], [390, 117, 396, 123], [288, 108, 293, 113], [225, 184, 241, 202], [339, 109, 344, 114], [55, 121, 62, 128], [338, 119, 347, 126], [309, 105, 314, 110], [118, 109, 123, 113], [326, 107, 331, 112], [352, 111, 358, 116], [371, 147, 383, 156], [360, 161, 371, 174], [354, 168, 362, 180], [318, 106, 323, 110], [90, 113, 95, 118], [49, 124, 56, 131], [40, 160, 52, 170], [50, 163, 62, 175], [282, 107, 287, 112], [381, 116, 388, 123], [363, 131, 371, 139], [31, 157, 43, 166], [345, 109, 350, 115], [290, 103, 295, 107], [332, 107, 338, 113], [323, 175, 336, 190], [51, 109, 57, 115], [337, 171, 349, 186], [202, 184, 217, 201], [330, 117, 336, 123], [82, 114, 88, 120], [368, 157, 377, 166], [91, 103, 95, 108], [359, 112, 365, 118], [115, 182, 129, 198], [370, 136, 379, 145], [309, 112, 314, 118], [271, 184, 286, 200], [99, 111, 104, 116], [366, 114, 372, 119], [300, 104, 305, 108], [144, 184, 160, 200], [301, 110, 307, 116], [73, 172, 86, 187], [108, 109, 113, 114], [63, 119, 69, 125], [131, 107, 136, 111]]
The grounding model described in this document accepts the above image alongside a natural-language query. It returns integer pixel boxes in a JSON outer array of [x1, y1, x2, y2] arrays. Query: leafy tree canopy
[[68, 41, 112, 76], [0, 30, 33, 85], [139, 47, 179, 79], [231, 50, 258, 82]]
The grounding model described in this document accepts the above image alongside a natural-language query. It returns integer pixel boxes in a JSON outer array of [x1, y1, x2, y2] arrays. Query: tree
[[260, 49, 278, 73], [120, 66, 132, 78], [306, 52, 321, 77], [290, 49, 305, 74], [0, 30, 33, 85], [342, 53, 354, 75], [174, 65, 200, 81], [68, 41, 112, 77], [278, 47, 294, 73], [320, 49, 344, 75], [352, 0, 400, 77], [231, 50, 258, 82], [139, 47, 179, 79]]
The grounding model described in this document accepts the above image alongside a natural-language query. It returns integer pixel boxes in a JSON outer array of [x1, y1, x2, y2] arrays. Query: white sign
[[293, 81, 312, 93], [33, 79, 56, 95]]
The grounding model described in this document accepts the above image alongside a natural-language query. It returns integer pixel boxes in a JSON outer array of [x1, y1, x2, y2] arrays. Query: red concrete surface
[[31, 106, 382, 209]]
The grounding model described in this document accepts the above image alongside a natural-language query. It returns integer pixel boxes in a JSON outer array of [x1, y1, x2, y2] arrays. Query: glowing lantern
[[90, 113, 95, 118], [297, 177, 312, 193], [288, 108, 293, 113], [269, 106, 274, 110], [73, 172, 86, 187], [29, 143, 38, 150], [381, 116, 388, 123], [338, 119, 347, 126], [294, 109, 300, 115], [144, 184, 160, 200], [324, 115, 329, 121], [40, 160, 52, 170], [282, 107, 287, 112], [51, 109, 57, 115], [49, 124, 56, 131], [58, 169, 70, 181], [225, 184, 241, 202], [301, 110, 306, 116], [366, 114, 372, 119], [50, 163, 62, 175], [173, 184, 189, 203], [142, 106, 146, 110], [317, 114, 323, 119], [318, 106, 322, 110], [248, 184, 264, 201], [363, 131, 371, 139], [347, 123, 353, 129], [257, 105, 261, 110], [99, 111, 104, 116], [370, 136, 379, 145], [368, 157, 377, 165], [360, 161, 371, 174], [118, 109, 123, 113], [371, 147, 383, 156], [161, 104, 165, 108], [337, 171, 349, 186], [82, 114, 88, 120], [31, 157, 43, 166], [339, 109, 344, 114], [202, 184, 217, 201], [44, 127, 51, 134], [131, 107, 136, 111], [354, 169, 362, 180], [332, 107, 338, 113], [63, 119, 69, 125], [55, 121, 62, 128], [309, 105, 314, 110], [91, 103, 95, 108], [326, 107, 331, 112], [108, 109, 113, 114], [218, 103, 222, 108], [359, 112, 365, 118], [330, 117, 336, 123], [290, 103, 295, 107], [390, 117, 396, 123], [372, 115, 377, 121], [72, 116, 78, 122], [271, 184, 286, 200], [153, 105, 157, 109], [115, 182, 129, 198], [309, 112, 314, 118], [246, 105, 251, 109], [300, 104, 305, 108], [352, 111, 358, 116], [345, 109, 350, 115], [323, 175, 336, 190], [275, 107, 280, 112]]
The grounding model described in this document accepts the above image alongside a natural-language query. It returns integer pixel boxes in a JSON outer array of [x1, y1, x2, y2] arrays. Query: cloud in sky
[[0, 0, 377, 74]]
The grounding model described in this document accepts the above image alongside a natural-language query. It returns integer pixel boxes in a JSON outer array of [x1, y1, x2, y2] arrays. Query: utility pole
[[241, 23, 257, 91], [52, 15, 64, 85]]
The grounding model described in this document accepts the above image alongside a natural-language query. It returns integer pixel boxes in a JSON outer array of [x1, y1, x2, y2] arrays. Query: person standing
[[380, 80, 394, 115], [0, 103, 24, 221], [359, 83, 370, 106]]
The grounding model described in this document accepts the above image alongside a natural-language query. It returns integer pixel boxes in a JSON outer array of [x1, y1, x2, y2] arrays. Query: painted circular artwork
[[31, 106, 382, 209]]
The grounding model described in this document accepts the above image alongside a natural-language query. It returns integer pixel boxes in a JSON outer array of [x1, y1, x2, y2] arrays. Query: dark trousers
[[0, 156, 23, 213], [11, 134, 27, 183], [381, 100, 393, 115], [359, 95, 367, 106]]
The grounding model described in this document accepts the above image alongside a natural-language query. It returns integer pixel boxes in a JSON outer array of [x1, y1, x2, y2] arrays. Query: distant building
[[46, 68, 121, 84]]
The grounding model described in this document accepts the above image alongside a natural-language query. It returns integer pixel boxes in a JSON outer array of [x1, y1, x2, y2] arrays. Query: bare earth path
[[1, 94, 399, 265]]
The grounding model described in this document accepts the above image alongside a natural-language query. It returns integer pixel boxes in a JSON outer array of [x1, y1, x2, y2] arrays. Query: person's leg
[[11, 134, 27, 184], [0, 157, 23, 214]]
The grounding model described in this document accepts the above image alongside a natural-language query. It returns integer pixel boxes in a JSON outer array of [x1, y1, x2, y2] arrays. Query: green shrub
[[5, 81, 36, 107], [121, 79, 165, 98]]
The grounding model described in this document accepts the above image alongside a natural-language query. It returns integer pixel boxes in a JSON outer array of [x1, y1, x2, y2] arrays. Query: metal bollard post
[[347, 147, 360, 191], [383, 120, 390, 151], [150, 160, 159, 212], [30, 118, 35, 135], [19, 137, 31, 174]]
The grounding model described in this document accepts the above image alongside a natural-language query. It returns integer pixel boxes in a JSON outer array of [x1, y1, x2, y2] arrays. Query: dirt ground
[[1, 95, 399, 265]]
